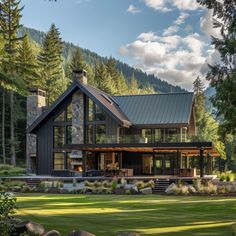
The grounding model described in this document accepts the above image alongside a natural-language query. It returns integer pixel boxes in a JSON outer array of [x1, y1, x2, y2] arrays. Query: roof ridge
[[113, 92, 193, 98]]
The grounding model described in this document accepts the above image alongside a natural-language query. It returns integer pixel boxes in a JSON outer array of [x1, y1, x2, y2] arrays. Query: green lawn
[[16, 194, 236, 236]]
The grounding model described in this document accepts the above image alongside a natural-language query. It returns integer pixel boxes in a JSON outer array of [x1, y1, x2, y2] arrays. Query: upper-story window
[[154, 129, 165, 142], [66, 102, 72, 121], [95, 104, 106, 121], [88, 98, 93, 122], [141, 129, 152, 143], [53, 101, 72, 148], [54, 110, 65, 122]]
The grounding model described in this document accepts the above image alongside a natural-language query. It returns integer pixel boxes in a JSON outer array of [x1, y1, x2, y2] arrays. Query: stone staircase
[[153, 179, 170, 194], [26, 178, 41, 187]]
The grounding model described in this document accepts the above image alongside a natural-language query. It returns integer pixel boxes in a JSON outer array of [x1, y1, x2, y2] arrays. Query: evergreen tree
[[95, 63, 116, 94], [193, 76, 205, 123], [38, 23, 64, 105], [0, 0, 24, 166], [197, 0, 236, 134], [70, 47, 85, 73], [17, 33, 39, 88], [129, 73, 139, 94]]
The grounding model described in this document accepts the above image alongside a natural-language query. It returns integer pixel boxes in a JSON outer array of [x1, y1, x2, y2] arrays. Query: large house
[[27, 70, 218, 178]]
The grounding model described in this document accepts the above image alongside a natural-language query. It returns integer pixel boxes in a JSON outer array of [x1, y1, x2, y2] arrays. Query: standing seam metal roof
[[113, 92, 194, 125]]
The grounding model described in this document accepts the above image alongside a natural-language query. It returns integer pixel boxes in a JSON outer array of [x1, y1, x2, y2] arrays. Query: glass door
[[142, 154, 153, 175], [154, 153, 175, 175]]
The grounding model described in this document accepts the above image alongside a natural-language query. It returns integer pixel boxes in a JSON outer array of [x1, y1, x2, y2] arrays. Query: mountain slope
[[19, 26, 186, 93]]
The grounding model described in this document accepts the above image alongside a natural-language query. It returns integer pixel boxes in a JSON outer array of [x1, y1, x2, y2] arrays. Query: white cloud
[[127, 4, 141, 14], [119, 32, 216, 90], [200, 9, 222, 39], [162, 12, 189, 36], [138, 32, 158, 42], [174, 12, 189, 25], [143, 0, 201, 12], [163, 25, 179, 36]]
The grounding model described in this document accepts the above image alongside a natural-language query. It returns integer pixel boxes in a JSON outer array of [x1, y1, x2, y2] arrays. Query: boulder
[[117, 232, 140, 236], [43, 230, 61, 236], [188, 185, 196, 194], [26, 221, 45, 235], [131, 185, 138, 193], [14, 221, 30, 235], [165, 183, 177, 194], [140, 187, 152, 194], [68, 230, 96, 236]]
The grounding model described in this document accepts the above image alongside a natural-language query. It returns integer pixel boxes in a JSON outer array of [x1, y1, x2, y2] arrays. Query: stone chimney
[[73, 69, 87, 84], [26, 88, 46, 173]]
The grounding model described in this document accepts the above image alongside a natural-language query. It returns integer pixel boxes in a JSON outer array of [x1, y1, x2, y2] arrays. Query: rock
[[165, 183, 178, 194], [14, 221, 30, 235], [188, 185, 196, 194], [43, 230, 61, 236], [26, 221, 45, 235], [117, 232, 140, 236], [68, 230, 96, 236], [140, 187, 152, 194], [131, 185, 138, 193]]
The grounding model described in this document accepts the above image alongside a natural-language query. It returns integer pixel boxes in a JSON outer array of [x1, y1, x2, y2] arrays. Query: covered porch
[[65, 142, 219, 178]]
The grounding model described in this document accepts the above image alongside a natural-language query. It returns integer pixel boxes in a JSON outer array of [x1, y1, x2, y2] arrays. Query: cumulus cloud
[[200, 9, 222, 39], [143, 0, 201, 12], [174, 12, 189, 25], [163, 25, 179, 36], [119, 32, 220, 90], [127, 4, 141, 14]]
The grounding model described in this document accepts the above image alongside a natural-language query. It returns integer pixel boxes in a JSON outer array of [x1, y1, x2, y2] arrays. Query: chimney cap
[[73, 68, 87, 84], [28, 88, 46, 97]]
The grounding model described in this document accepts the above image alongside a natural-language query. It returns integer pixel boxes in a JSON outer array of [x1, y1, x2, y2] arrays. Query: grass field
[[16, 194, 236, 236]]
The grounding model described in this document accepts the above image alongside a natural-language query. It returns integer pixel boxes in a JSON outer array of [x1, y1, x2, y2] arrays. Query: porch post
[[82, 151, 87, 177], [199, 148, 204, 178]]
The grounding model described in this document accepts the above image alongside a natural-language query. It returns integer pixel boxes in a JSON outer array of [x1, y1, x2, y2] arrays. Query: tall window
[[86, 125, 93, 144], [95, 104, 106, 121], [95, 124, 106, 143], [66, 126, 72, 144], [53, 153, 65, 170], [54, 110, 65, 122], [88, 98, 93, 122], [66, 102, 72, 121], [166, 129, 177, 142], [54, 127, 65, 148]]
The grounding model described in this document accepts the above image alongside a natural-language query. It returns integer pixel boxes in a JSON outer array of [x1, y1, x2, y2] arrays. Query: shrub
[[202, 183, 217, 194], [102, 180, 112, 188], [94, 181, 102, 188], [0, 192, 17, 235], [217, 185, 226, 194], [145, 180, 155, 188], [0, 165, 26, 177], [135, 181, 145, 190], [179, 185, 189, 195], [218, 171, 235, 182], [111, 179, 118, 191]]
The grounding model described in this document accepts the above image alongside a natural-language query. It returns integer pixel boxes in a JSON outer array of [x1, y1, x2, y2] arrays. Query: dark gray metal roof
[[113, 92, 194, 126], [28, 81, 131, 134]]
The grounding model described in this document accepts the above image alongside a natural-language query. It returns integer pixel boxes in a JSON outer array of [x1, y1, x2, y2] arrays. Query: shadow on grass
[[15, 194, 236, 236]]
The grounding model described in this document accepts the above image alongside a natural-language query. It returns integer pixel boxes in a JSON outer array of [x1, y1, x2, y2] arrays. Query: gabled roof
[[28, 81, 131, 134], [113, 92, 194, 126]]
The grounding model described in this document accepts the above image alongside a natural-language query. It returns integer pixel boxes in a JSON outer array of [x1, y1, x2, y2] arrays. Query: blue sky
[[20, 0, 221, 90]]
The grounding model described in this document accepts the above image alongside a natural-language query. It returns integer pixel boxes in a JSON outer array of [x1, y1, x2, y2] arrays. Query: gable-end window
[[66, 126, 72, 144], [53, 152, 65, 170], [66, 102, 72, 121], [54, 126, 65, 148], [88, 98, 93, 122], [95, 104, 106, 121], [86, 124, 93, 144], [54, 110, 65, 122], [95, 124, 106, 144]]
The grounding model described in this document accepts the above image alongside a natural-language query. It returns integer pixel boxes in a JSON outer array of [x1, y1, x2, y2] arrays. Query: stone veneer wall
[[72, 90, 84, 144], [26, 95, 46, 172]]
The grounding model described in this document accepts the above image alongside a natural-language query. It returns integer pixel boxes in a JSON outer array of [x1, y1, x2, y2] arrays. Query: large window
[[95, 124, 106, 143], [53, 153, 65, 170], [88, 98, 93, 122], [154, 129, 165, 142], [166, 129, 178, 142], [86, 124, 93, 144], [141, 129, 152, 143], [54, 126, 65, 148], [66, 126, 72, 144], [54, 110, 65, 122], [95, 104, 106, 121], [66, 102, 72, 121]]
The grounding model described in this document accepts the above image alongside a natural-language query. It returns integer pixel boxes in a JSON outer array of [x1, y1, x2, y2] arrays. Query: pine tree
[[193, 76, 205, 122], [95, 63, 116, 95], [17, 33, 39, 88], [70, 47, 85, 73], [129, 73, 139, 94], [0, 0, 24, 166], [38, 23, 64, 105], [197, 0, 236, 134]]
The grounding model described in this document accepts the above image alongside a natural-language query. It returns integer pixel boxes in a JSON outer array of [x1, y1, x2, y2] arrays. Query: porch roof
[[66, 142, 219, 157]]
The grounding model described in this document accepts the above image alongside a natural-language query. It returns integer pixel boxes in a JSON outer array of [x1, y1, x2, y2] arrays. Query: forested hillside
[[19, 26, 185, 93]]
